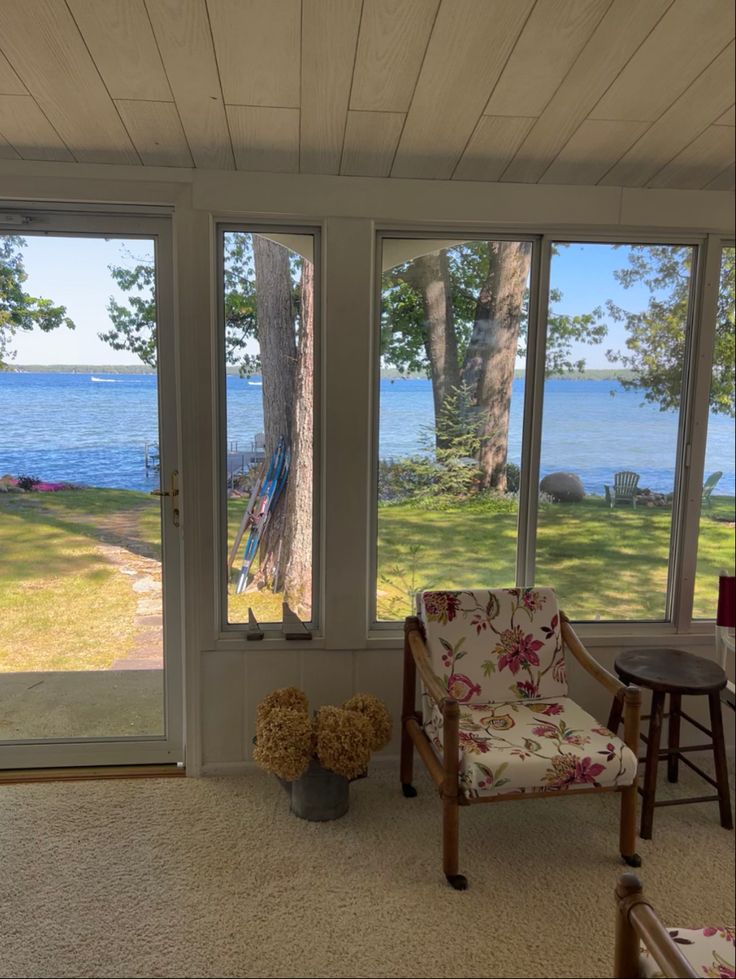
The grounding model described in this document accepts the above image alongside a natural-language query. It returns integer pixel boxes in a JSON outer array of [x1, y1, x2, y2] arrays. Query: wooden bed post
[[614, 874, 644, 978], [442, 698, 466, 890]]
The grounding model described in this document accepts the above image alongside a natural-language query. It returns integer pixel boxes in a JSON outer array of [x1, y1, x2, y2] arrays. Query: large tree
[[103, 234, 314, 616], [0, 235, 74, 366], [382, 241, 606, 490], [606, 244, 735, 417]]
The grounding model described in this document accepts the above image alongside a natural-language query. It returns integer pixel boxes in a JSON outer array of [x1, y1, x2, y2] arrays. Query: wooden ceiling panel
[[115, 100, 193, 167], [208, 0, 301, 108], [704, 163, 735, 190], [454, 116, 535, 181], [601, 41, 735, 187], [484, 0, 610, 118], [341, 110, 405, 177], [350, 0, 439, 113], [590, 0, 733, 123], [0, 0, 138, 164], [501, 0, 671, 184], [392, 0, 534, 179], [0, 132, 21, 160], [0, 51, 26, 96], [0, 0, 731, 187], [0, 94, 74, 162], [300, 0, 362, 175], [540, 119, 648, 185], [648, 125, 736, 189], [227, 105, 299, 173], [146, 0, 233, 170], [67, 0, 171, 101]]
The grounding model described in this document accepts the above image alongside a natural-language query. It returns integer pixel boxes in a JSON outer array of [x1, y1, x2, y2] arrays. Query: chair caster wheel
[[402, 783, 418, 798], [622, 852, 642, 868], [446, 874, 468, 891]]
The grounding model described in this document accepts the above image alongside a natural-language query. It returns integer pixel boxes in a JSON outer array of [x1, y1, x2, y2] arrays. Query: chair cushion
[[424, 697, 638, 800], [418, 588, 567, 705], [639, 926, 735, 978]]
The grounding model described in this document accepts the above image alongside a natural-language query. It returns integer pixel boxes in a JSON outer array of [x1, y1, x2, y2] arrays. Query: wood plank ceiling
[[0, 0, 733, 190]]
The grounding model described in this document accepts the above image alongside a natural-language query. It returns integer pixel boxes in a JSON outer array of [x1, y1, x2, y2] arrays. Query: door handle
[[151, 471, 180, 526]]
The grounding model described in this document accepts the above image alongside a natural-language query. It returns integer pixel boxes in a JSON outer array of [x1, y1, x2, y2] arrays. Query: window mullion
[[516, 236, 551, 588], [671, 235, 722, 631]]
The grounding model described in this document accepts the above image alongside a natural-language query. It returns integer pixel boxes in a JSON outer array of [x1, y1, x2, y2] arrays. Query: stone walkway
[[99, 541, 164, 671]]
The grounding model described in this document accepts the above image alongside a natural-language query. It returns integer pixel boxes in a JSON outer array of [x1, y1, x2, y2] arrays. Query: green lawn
[[377, 495, 736, 621], [1, 489, 733, 672]]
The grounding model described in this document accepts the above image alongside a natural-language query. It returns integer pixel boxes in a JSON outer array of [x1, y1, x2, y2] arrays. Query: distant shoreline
[[7, 364, 639, 382]]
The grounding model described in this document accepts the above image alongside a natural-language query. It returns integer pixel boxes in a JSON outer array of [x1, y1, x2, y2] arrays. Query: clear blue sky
[[9, 234, 658, 368]]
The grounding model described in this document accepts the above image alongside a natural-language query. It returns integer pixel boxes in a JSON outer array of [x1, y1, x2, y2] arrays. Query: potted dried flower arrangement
[[253, 687, 392, 821]]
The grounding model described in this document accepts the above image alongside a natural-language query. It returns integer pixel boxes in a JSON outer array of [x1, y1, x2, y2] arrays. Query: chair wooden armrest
[[615, 874, 698, 978], [561, 613, 626, 698], [405, 616, 448, 707]]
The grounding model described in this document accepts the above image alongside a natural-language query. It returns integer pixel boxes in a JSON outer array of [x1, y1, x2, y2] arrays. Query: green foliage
[[0, 235, 75, 366], [606, 245, 735, 417], [504, 462, 520, 494], [100, 258, 157, 367], [102, 233, 307, 372], [16, 474, 40, 492], [380, 240, 607, 379]]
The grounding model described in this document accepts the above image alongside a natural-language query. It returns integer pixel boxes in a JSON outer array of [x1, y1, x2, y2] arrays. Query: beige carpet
[[0, 763, 733, 979]]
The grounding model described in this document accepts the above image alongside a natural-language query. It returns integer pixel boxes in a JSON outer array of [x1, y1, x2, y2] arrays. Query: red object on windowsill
[[717, 575, 735, 628]]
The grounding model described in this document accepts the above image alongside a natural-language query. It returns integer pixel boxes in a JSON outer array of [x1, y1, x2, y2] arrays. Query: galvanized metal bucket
[[285, 759, 350, 821]]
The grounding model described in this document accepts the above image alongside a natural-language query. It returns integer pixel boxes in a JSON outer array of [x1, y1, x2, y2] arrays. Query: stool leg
[[641, 690, 665, 840], [667, 692, 681, 784], [708, 691, 733, 831], [608, 693, 624, 734]]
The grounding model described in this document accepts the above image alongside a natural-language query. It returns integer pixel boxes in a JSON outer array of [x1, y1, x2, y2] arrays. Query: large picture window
[[219, 229, 317, 629], [375, 236, 534, 621], [372, 233, 733, 628]]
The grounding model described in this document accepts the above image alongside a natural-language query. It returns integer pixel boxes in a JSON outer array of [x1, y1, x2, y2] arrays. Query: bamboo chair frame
[[401, 611, 642, 889], [614, 874, 699, 978]]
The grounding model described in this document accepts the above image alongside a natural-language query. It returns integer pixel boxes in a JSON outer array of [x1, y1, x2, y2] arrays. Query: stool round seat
[[615, 647, 727, 695]]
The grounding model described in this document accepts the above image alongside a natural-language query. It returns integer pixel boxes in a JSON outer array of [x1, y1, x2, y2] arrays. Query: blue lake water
[[0, 372, 733, 495]]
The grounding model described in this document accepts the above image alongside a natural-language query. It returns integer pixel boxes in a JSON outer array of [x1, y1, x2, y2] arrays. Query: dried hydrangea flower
[[256, 687, 309, 734], [315, 706, 372, 780], [343, 693, 392, 752], [253, 707, 313, 782]]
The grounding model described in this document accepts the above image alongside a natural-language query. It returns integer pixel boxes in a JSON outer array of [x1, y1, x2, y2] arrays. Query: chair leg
[[401, 621, 418, 798], [443, 792, 466, 890], [709, 691, 734, 831]]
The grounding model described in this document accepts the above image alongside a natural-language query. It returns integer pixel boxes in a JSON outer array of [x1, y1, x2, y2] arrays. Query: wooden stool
[[608, 647, 733, 840]]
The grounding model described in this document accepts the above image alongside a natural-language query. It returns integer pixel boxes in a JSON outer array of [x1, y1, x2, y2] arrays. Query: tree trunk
[[400, 251, 460, 446], [251, 236, 298, 599], [461, 241, 532, 491], [280, 259, 314, 618]]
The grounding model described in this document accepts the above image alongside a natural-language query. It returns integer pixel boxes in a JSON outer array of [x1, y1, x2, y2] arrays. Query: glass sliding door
[[0, 209, 182, 768]]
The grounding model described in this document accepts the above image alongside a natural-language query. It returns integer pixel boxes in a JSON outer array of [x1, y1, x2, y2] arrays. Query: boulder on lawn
[[540, 472, 585, 503]]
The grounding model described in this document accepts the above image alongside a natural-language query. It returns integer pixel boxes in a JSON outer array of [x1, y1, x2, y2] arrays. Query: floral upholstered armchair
[[401, 588, 642, 889]]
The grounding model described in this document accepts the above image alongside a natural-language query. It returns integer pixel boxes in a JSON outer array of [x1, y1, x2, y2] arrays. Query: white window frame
[[215, 222, 322, 637]]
